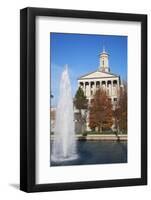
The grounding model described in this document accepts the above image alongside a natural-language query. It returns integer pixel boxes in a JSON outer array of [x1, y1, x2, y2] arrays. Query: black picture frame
[[20, 7, 147, 192]]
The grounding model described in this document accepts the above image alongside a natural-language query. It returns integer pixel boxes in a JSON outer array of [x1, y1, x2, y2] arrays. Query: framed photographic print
[[20, 7, 147, 192]]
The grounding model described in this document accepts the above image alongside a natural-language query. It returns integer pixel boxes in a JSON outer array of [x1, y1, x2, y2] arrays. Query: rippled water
[[50, 140, 127, 166]]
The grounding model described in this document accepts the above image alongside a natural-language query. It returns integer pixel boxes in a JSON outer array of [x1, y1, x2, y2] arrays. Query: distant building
[[50, 107, 56, 133]]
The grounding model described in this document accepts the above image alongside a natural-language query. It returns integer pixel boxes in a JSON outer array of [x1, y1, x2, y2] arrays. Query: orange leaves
[[89, 89, 113, 131]]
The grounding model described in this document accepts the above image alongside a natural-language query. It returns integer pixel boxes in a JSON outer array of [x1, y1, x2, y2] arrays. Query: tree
[[89, 89, 113, 132], [113, 82, 127, 133], [74, 87, 88, 110], [74, 87, 88, 133]]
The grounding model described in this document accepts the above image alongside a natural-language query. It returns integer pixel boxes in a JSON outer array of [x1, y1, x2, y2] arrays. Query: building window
[[102, 81, 106, 85], [114, 98, 117, 102], [96, 81, 100, 88], [113, 80, 117, 87], [90, 82, 94, 88], [107, 80, 111, 87]]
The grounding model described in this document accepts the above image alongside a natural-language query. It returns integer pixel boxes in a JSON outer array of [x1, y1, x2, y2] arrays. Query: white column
[[89, 81, 91, 97], [100, 81, 102, 89], [83, 81, 86, 96], [103, 81, 106, 90], [115, 80, 118, 96], [86, 82, 90, 97], [88, 81, 91, 97], [94, 81, 96, 93], [111, 80, 113, 96]]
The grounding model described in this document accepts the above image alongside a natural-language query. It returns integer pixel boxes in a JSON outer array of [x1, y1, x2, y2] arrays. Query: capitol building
[[78, 47, 122, 106], [76, 47, 123, 132]]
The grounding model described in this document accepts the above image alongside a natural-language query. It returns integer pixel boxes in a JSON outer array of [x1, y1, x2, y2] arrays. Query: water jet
[[51, 65, 78, 162]]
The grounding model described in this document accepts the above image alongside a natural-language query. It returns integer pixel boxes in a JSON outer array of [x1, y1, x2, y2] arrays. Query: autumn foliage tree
[[113, 83, 127, 133], [89, 89, 113, 132]]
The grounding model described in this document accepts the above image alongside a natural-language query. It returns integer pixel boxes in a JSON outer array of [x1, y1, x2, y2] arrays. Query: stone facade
[[78, 76, 120, 105]]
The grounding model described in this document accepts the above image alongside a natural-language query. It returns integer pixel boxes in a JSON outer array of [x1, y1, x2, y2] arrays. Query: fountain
[[51, 65, 78, 162]]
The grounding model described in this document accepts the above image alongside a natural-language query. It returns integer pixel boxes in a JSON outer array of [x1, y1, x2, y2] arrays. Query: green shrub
[[82, 132, 88, 136]]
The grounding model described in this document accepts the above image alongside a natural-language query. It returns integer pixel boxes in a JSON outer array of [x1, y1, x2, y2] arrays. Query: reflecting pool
[[50, 140, 127, 166]]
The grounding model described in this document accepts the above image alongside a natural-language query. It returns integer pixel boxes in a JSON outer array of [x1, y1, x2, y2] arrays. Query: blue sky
[[50, 33, 127, 106]]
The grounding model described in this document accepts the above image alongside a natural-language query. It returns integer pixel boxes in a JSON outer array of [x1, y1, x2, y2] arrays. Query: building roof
[[78, 70, 119, 80]]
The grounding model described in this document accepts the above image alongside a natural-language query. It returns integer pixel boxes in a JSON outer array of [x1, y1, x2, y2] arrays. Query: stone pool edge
[[51, 134, 127, 141]]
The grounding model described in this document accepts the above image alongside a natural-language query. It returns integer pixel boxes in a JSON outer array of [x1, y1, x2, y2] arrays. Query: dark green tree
[[74, 87, 88, 133], [74, 87, 88, 110]]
